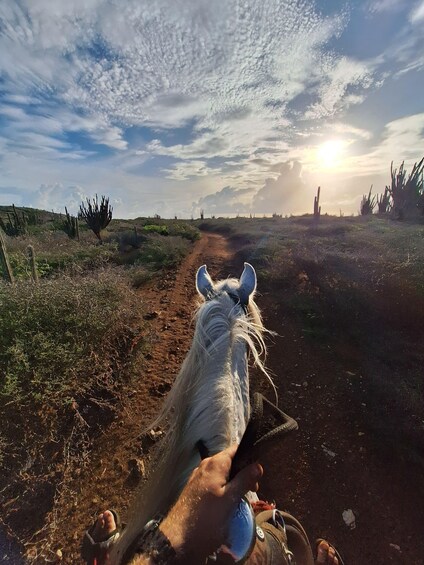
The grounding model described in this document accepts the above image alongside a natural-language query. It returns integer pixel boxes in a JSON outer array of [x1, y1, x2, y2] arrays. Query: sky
[[0, 0, 423, 219]]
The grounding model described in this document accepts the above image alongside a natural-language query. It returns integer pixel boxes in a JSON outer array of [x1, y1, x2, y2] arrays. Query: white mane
[[112, 271, 273, 564]]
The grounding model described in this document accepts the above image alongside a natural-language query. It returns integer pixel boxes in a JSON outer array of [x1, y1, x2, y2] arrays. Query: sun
[[316, 139, 346, 168]]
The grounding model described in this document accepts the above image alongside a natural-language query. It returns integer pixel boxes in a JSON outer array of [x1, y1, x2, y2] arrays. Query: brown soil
[[8, 232, 424, 564]]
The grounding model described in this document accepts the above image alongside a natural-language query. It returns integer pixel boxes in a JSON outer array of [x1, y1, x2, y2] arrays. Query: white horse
[[112, 262, 273, 563]]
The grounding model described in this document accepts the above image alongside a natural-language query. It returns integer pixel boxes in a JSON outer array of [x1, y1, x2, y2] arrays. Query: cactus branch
[[0, 231, 15, 284]]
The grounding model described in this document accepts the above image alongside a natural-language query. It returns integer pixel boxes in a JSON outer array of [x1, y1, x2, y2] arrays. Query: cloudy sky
[[0, 0, 423, 218]]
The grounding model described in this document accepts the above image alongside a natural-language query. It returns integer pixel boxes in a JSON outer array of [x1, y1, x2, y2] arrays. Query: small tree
[[79, 195, 112, 242], [360, 186, 377, 216]]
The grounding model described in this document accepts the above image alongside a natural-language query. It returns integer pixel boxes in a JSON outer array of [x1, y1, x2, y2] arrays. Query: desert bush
[[114, 234, 191, 269], [5, 231, 117, 278], [112, 229, 148, 251], [143, 224, 169, 235], [0, 270, 146, 554], [129, 266, 155, 288], [0, 270, 143, 403], [167, 222, 200, 241]]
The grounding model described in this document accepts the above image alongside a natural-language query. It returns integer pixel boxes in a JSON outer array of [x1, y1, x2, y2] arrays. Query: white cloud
[[32, 183, 87, 213], [305, 57, 374, 120], [252, 161, 309, 214], [326, 113, 424, 177], [164, 160, 215, 181], [0, 0, 361, 162], [409, 1, 424, 22], [193, 186, 255, 215], [368, 0, 406, 13]]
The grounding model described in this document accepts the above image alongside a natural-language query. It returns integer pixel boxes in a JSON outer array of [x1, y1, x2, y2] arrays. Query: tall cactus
[[0, 204, 28, 236], [313, 186, 321, 220], [64, 207, 80, 240], [377, 186, 391, 214], [0, 231, 15, 284], [360, 185, 377, 215], [28, 245, 38, 283]]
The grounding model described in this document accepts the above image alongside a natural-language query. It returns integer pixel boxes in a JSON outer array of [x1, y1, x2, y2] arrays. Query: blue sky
[[0, 0, 423, 218]]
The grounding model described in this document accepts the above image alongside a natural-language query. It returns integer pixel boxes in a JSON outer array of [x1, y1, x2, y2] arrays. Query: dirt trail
[[28, 231, 424, 564], [54, 233, 235, 563]]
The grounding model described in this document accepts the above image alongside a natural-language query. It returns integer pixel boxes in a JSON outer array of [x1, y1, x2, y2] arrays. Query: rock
[[157, 382, 171, 395], [321, 444, 336, 459], [139, 428, 164, 451], [342, 509, 356, 529], [56, 549, 63, 559], [147, 428, 164, 441], [143, 311, 160, 320], [128, 458, 146, 480], [389, 543, 401, 552]]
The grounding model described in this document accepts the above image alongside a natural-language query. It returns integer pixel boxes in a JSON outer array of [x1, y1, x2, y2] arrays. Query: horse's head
[[196, 262, 257, 311]]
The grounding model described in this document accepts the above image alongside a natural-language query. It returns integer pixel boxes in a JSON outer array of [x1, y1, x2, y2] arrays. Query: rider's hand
[[159, 445, 263, 564]]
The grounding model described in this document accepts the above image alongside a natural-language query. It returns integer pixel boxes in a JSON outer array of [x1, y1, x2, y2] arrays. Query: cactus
[[387, 158, 424, 219], [25, 209, 41, 226], [0, 231, 15, 284], [313, 186, 321, 220], [27, 245, 38, 283], [79, 195, 113, 242], [360, 185, 377, 215], [0, 204, 28, 236], [377, 186, 391, 214], [63, 207, 80, 240]]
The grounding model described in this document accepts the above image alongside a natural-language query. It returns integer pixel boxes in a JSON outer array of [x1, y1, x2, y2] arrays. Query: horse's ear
[[196, 265, 214, 298], [239, 262, 257, 305]]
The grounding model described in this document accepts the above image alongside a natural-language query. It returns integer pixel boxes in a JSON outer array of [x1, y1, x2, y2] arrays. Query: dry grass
[[0, 270, 146, 558]]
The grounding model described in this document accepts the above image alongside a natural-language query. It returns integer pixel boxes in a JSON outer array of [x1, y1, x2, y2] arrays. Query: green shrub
[[143, 224, 169, 235], [167, 222, 200, 242], [0, 270, 143, 403], [115, 234, 191, 269]]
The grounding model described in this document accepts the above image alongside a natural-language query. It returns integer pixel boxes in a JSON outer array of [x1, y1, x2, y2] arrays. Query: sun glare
[[316, 139, 346, 169]]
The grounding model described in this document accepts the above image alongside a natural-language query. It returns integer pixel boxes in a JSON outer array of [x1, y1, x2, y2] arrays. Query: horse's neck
[[230, 337, 250, 443]]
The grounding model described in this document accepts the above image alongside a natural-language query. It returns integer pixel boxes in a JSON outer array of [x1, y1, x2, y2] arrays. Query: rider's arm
[[130, 445, 262, 564]]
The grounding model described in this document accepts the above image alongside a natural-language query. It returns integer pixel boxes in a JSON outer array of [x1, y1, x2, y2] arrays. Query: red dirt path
[[40, 232, 424, 563]]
